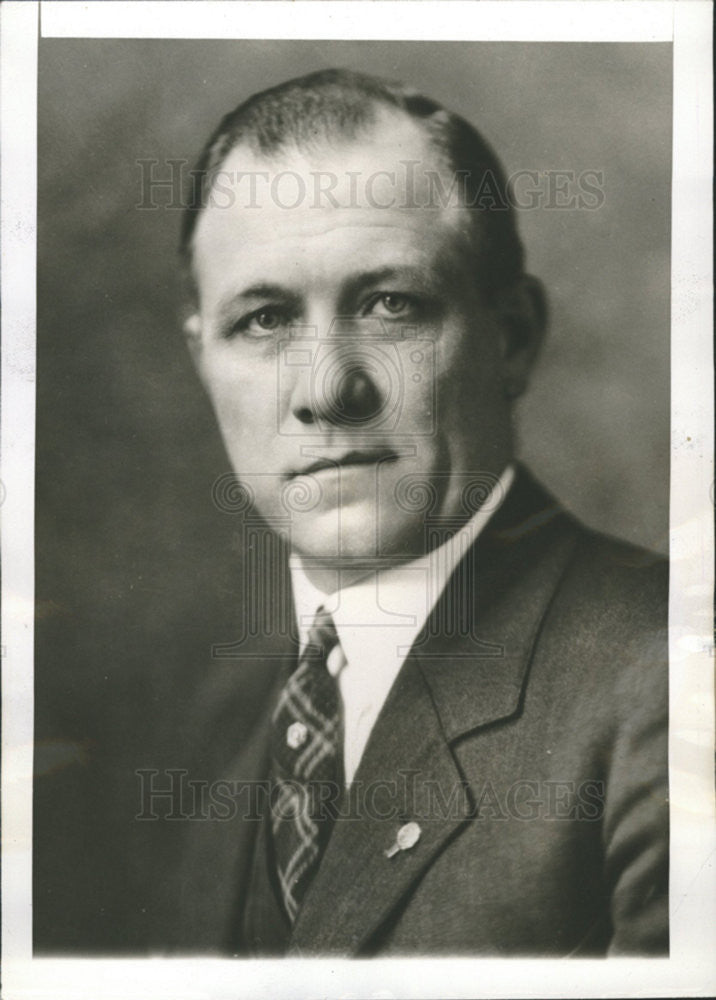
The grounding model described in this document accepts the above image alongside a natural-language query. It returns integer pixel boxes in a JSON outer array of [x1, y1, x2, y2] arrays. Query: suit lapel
[[290, 467, 579, 954], [290, 651, 471, 955], [415, 468, 579, 740]]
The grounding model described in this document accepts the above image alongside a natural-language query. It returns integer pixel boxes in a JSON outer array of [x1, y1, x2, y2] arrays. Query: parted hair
[[179, 68, 525, 300]]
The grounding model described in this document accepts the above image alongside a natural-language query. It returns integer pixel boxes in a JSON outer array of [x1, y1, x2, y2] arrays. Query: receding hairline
[[197, 106, 465, 222], [180, 68, 525, 299], [192, 101, 459, 240]]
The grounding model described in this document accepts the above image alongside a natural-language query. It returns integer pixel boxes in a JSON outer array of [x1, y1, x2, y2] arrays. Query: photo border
[[2, 2, 713, 997]]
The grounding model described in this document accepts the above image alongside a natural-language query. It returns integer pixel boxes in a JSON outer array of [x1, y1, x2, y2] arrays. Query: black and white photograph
[[1, 3, 714, 998]]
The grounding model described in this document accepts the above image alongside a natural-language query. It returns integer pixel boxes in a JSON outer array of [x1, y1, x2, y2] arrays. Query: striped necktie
[[270, 607, 344, 922]]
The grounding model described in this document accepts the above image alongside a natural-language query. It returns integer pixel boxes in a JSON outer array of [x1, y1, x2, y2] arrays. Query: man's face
[[189, 112, 516, 570]]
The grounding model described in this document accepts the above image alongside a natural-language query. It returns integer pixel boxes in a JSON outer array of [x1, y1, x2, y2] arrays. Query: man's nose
[[291, 344, 388, 428]]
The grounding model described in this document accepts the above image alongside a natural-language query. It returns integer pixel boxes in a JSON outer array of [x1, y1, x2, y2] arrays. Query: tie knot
[[305, 606, 339, 658]]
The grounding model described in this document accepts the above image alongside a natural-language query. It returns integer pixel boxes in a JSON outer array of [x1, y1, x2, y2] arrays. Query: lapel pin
[[286, 721, 308, 749], [384, 821, 421, 858]]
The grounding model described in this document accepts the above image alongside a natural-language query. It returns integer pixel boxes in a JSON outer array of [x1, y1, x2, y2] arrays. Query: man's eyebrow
[[341, 266, 445, 300], [217, 283, 300, 317], [216, 266, 451, 320]]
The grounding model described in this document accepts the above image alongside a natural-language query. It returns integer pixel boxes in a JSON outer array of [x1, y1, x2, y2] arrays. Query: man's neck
[[294, 556, 406, 595], [291, 463, 516, 597]]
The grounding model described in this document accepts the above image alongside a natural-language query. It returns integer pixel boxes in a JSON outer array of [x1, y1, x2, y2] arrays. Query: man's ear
[[182, 312, 203, 367], [494, 274, 547, 401]]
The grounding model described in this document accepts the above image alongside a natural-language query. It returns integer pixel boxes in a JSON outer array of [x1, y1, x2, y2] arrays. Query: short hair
[[180, 68, 525, 300]]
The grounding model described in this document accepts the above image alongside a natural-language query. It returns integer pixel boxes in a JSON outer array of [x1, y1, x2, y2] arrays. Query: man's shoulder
[[494, 476, 669, 808], [529, 507, 668, 718], [505, 464, 668, 613], [565, 521, 668, 607], [554, 514, 668, 639], [496, 466, 668, 678]]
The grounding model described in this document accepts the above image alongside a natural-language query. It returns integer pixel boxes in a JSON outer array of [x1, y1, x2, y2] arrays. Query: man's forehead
[[195, 109, 467, 228], [193, 211, 475, 309]]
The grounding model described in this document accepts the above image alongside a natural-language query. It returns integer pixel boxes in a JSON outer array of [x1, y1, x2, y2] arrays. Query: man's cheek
[[213, 382, 273, 428], [214, 411, 276, 477]]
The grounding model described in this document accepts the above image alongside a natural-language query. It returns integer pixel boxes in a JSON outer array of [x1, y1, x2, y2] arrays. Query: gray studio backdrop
[[34, 39, 672, 950], [38, 39, 671, 592]]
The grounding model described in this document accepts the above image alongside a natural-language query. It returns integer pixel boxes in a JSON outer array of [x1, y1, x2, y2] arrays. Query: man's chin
[[286, 504, 375, 564], [284, 503, 426, 569]]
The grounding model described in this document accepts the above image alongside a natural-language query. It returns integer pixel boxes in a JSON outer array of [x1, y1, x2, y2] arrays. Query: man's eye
[[369, 293, 413, 318], [250, 308, 284, 332], [231, 308, 286, 339]]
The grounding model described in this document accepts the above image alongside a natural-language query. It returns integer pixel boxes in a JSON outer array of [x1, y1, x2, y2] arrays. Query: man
[[168, 68, 668, 956]]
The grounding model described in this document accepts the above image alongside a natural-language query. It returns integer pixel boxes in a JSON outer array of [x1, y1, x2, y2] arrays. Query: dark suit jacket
[[160, 466, 668, 957]]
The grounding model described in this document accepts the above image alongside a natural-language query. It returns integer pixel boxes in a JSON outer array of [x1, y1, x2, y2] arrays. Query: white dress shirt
[[289, 464, 515, 784]]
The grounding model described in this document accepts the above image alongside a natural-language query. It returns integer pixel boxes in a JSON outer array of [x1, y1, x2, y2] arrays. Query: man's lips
[[288, 449, 399, 479]]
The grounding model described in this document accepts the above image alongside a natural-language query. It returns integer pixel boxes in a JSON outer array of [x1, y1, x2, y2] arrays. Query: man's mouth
[[289, 449, 399, 479]]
